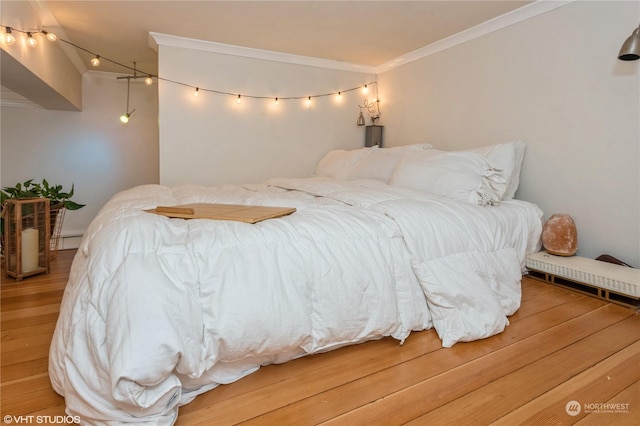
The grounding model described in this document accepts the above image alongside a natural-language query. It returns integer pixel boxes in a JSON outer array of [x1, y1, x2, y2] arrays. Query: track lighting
[[3, 27, 15, 45], [119, 76, 135, 124], [26, 32, 38, 48], [90, 55, 101, 67]]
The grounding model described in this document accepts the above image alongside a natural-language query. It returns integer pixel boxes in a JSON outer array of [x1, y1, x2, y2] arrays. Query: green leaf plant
[[1, 179, 85, 210]]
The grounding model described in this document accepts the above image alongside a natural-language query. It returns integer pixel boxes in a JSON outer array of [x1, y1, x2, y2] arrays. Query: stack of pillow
[[314, 141, 526, 206]]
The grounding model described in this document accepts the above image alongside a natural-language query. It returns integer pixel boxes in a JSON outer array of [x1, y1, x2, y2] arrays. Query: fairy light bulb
[[306, 96, 312, 107], [144, 76, 153, 86], [337, 91, 342, 99], [237, 94, 241, 104], [42, 30, 57, 41], [26, 32, 38, 48], [274, 97, 279, 106], [362, 85, 368, 94], [4, 27, 15, 45], [194, 87, 199, 97], [90, 55, 101, 67]]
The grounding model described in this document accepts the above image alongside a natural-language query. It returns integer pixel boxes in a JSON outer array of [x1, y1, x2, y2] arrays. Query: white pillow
[[314, 147, 371, 180], [389, 150, 506, 206], [348, 144, 433, 182], [467, 140, 525, 200], [315, 144, 432, 181]]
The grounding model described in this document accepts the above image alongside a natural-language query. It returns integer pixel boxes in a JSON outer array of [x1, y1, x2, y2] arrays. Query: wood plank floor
[[1, 249, 638, 425]]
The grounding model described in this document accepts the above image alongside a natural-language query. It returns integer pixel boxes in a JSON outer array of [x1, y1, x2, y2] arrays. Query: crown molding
[[375, 0, 576, 74], [148, 32, 377, 75]]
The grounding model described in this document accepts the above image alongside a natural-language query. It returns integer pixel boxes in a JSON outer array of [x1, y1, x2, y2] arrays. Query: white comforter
[[49, 177, 542, 425]]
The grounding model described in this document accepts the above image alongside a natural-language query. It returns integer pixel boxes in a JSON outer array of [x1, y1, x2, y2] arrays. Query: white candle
[[22, 228, 39, 273]]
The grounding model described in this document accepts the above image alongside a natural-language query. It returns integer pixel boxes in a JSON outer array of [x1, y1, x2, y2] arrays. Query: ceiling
[[42, 1, 533, 76]]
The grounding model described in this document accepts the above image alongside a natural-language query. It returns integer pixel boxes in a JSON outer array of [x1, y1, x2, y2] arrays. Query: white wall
[[379, 0, 640, 266], [0, 0, 83, 110], [1, 73, 159, 244], [156, 40, 376, 186]]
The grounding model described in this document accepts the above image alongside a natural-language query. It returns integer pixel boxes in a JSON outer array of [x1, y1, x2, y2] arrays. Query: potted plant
[[1, 179, 85, 210], [1, 179, 85, 258]]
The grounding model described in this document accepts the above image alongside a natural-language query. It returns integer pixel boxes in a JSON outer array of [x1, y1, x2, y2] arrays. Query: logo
[[566, 400, 581, 416]]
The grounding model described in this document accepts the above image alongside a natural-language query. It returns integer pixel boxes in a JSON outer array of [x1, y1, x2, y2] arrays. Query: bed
[[49, 141, 543, 425]]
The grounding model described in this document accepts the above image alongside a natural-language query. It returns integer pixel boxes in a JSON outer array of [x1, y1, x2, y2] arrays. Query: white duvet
[[49, 177, 542, 425]]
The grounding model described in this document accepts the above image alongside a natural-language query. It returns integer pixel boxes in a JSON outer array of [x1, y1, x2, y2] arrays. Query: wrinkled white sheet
[[49, 177, 542, 425]]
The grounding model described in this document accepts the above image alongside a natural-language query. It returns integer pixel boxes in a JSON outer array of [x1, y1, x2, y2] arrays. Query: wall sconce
[[618, 25, 640, 61]]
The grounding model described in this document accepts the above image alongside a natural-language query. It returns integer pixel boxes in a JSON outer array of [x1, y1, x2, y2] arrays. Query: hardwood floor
[[2, 249, 638, 425]]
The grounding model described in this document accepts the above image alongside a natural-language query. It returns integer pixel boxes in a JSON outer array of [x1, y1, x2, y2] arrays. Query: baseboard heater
[[526, 251, 640, 309]]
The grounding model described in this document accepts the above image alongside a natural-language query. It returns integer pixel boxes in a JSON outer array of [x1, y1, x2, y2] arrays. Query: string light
[[0, 24, 379, 115], [26, 32, 38, 48], [194, 87, 199, 97], [3, 27, 15, 45], [41, 30, 57, 42]]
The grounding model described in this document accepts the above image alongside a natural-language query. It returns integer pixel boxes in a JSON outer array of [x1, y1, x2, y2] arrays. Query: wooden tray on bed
[[146, 203, 296, 224]]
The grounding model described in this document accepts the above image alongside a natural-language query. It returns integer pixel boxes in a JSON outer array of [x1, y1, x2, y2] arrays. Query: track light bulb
[[120, 109, 135, 124], [90, 55, 101, 67], [145, 76, 153, 86], [4, 27, 15, 45], [26, 32, 38, 48]]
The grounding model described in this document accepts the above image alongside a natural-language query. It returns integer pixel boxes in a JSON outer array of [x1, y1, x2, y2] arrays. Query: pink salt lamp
[[542, 213, 578, 256]]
